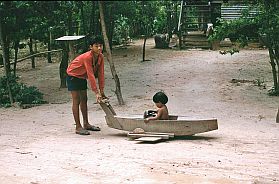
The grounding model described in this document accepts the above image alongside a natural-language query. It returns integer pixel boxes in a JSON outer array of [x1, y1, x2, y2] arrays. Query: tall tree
[[0, 12, 13, 104], [98, 1, 124, 105], [259, 0, 279, 94]]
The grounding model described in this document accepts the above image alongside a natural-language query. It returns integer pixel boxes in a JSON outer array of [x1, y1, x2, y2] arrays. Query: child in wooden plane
[[144, 91, 169, 123]]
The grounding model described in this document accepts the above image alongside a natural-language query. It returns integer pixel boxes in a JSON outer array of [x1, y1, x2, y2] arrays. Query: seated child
[[144, 91, 169, 123]]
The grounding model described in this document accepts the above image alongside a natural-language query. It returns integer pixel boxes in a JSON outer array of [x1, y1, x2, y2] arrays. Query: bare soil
[[0, 39, 279, 184]]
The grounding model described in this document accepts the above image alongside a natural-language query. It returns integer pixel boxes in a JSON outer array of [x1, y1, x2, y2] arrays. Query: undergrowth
[[0, 75, 46, 108]]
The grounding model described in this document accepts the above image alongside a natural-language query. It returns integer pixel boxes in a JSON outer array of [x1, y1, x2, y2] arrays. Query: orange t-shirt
[[66, 51, 104, 94]]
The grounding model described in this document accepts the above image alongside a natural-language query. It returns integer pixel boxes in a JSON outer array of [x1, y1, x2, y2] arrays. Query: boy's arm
[[84, 59, 102, 102], [84, 60, 98, 94]]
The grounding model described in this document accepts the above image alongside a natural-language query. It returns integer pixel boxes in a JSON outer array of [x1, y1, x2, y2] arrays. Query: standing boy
[[66, 36, 107, 135]]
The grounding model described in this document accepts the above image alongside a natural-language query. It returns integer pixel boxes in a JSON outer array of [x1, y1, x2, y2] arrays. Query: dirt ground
[[0, 39, 279, 184]]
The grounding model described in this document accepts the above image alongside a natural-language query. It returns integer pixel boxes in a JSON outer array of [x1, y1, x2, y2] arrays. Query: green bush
[[0, 76, 46, 107]]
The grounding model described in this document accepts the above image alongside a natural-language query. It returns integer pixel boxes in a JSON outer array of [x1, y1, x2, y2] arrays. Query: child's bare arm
[[144, 109, 162, 123]]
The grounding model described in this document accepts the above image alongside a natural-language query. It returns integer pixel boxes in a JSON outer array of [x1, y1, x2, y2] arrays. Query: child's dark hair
[[89, 35, 104, 46], [153, 91, 168, 104]]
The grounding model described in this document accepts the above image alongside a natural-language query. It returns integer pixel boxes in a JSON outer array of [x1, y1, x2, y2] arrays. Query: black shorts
[[66, 75, 87, 91]]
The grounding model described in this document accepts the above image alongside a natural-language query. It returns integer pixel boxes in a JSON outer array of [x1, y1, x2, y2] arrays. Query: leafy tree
[[0, 1, 31, 103], [0, 1, 49, 105], [258, 0, 279, 95]]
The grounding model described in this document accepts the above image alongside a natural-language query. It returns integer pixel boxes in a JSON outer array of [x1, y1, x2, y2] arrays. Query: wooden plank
[[145, 132, 174, 138], [127, 133, 169, 139], [129, 132, 175, 138], [134, 137, 163, 142]]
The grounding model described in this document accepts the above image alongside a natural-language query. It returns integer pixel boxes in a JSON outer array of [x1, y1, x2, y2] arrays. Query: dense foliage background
[[0, 1, 179, 106], [0, 0, 279, 106]]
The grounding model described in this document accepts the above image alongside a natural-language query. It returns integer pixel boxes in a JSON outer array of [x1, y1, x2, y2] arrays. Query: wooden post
[[68, 42, 76, 61], [48, 27, 53, 63], [29, 37, 35, 68]]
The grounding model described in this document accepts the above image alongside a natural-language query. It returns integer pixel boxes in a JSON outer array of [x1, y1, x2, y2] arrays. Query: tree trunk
[[107, 3, 115, 50], [67, 11, 73, 35], [274, 48, 279, 92], [98, 1, 124, 105], [141, 1, 148, 62], [0, 18, 13, 104], [60, 42, 69, 88], [166, 2, 172, 38], [47, 42, 52, 64], [47, 29, 52, 63], [268, 48, 278, 93], [95, 1, 101, 36], [80, 5, 88, 52], [13, 39, 19, 76], [142, 36, 147, 62], [28, 37, 35, 68], [174, 1, 178, 34], [80, 4, 87, 35], [89, 1, 96, 36]]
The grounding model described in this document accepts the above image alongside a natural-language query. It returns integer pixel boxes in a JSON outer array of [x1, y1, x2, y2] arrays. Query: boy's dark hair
[[153, 91, 168, 104], [89, 36, 104, 46]]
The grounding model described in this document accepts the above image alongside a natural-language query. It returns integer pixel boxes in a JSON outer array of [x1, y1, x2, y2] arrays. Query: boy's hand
[[96, 93, 102, 103]]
